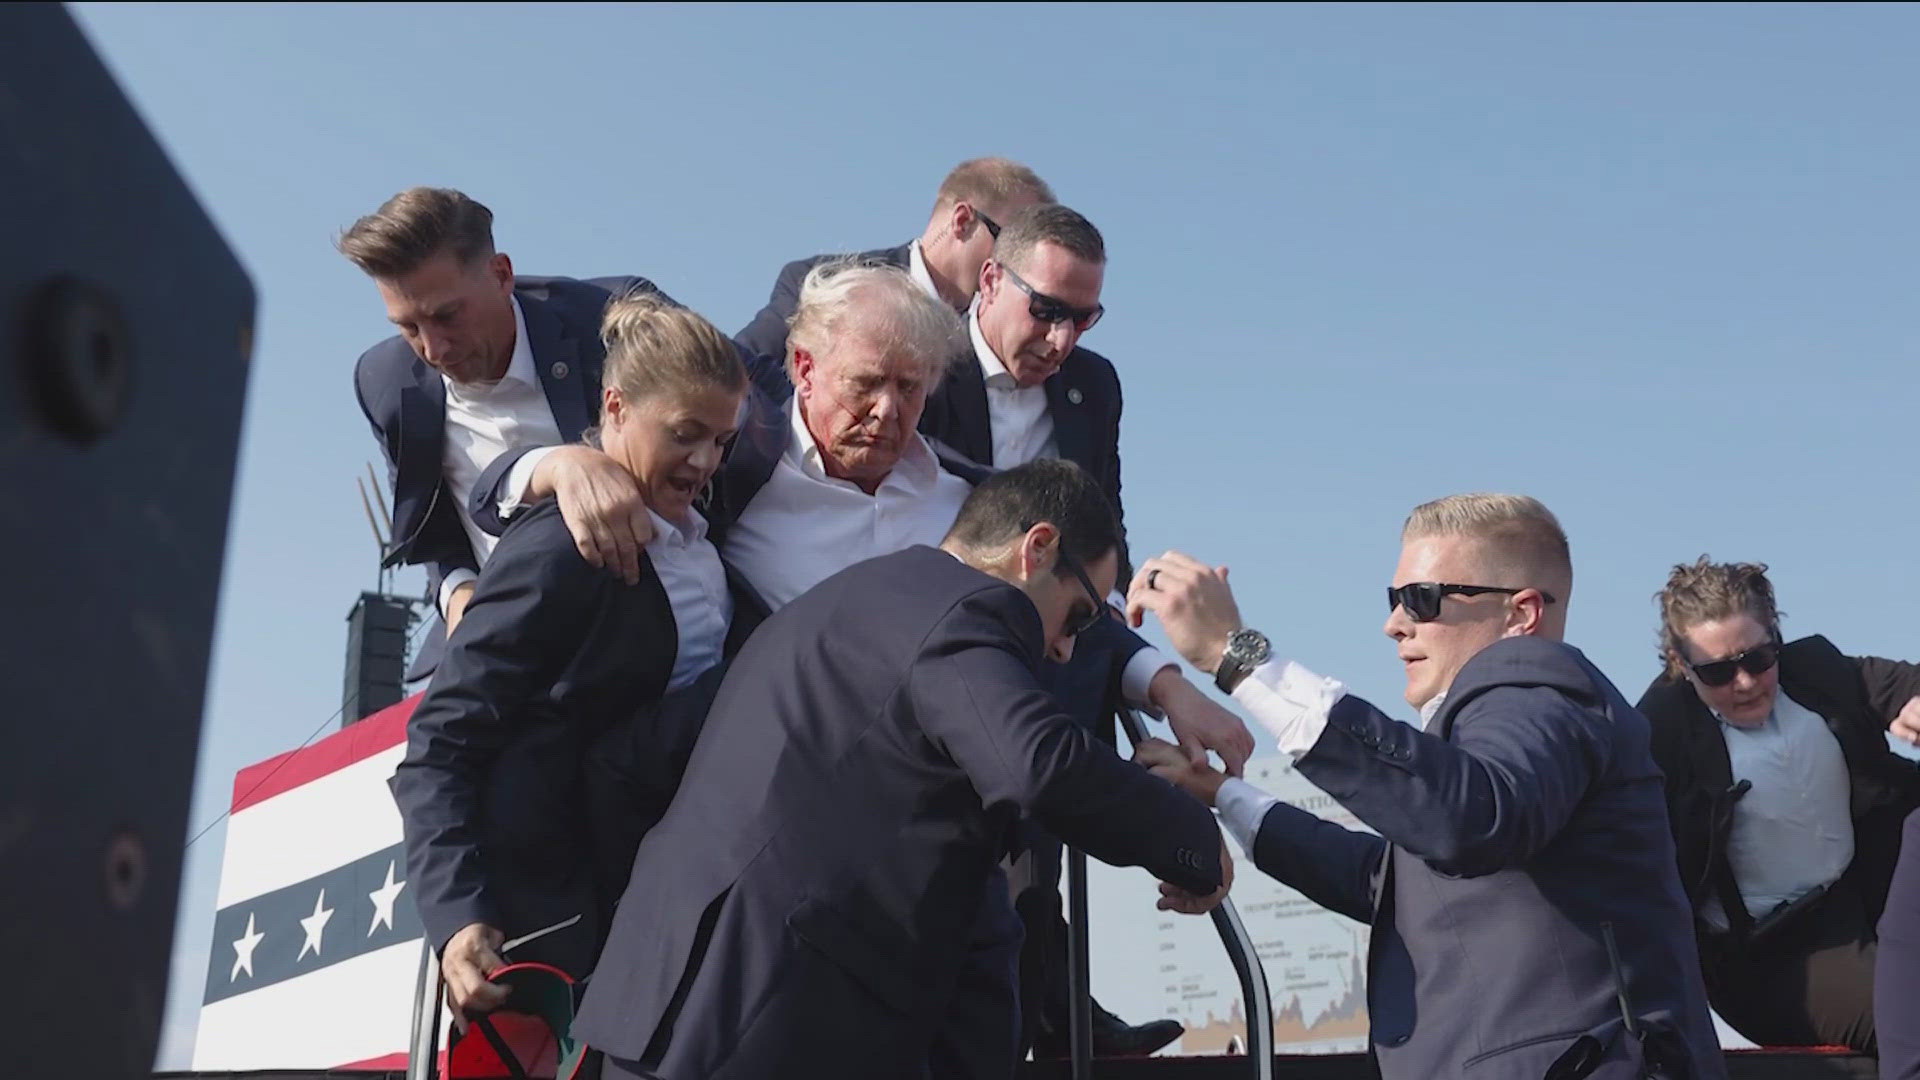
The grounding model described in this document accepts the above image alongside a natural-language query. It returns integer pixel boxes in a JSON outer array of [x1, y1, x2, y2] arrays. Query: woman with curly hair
[[1637, 557, 1920, 1053]]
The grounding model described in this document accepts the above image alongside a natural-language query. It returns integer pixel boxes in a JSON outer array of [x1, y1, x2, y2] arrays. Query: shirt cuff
[[1120, 646, 1177, 717], [1215, 777, 1280, 856], [498, 446, 560, 520], [437, 568, 479, 618], [1231, 659, 1348, 758]]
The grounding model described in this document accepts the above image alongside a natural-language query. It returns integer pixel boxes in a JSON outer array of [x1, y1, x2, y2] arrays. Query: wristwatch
[[1214, 628, 1271, 694]]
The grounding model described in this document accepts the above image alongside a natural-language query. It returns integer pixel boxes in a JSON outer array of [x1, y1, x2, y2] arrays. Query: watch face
[[1229, 629, 1270, 664]]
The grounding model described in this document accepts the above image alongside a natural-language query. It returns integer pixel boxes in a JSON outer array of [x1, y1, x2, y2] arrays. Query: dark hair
[[945, 458, 1120, 569], [337, 186, 495, 278], [1657, 556, 1783, 678], [993, 203, 1105, 270]]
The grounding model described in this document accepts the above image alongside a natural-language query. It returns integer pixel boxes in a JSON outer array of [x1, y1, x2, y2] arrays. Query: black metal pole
[[406, 941, 443, 1080], [1067, 844, 1093, 1080]]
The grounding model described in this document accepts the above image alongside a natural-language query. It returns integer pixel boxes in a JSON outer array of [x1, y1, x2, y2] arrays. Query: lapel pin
[[1066, 387, 1083, 405], [551, 361, 570, 380]]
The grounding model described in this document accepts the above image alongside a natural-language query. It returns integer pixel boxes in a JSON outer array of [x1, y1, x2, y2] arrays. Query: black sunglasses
[[1055, 549, 1109, 638], [975, 209, 1001, 239], [1386, 582, 1558, 623], [1000, 264, 1104, 332], [1687, 640, 1780, 688]]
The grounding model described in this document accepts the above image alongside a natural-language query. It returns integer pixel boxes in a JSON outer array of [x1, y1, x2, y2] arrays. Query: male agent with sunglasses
[[733, 157, 1053, 362], [574, 459, 1231, 1080], [1125, 494, 1726, 1080], [923, 200, 1213, 1059], [1636, 557, 1920, 1054]]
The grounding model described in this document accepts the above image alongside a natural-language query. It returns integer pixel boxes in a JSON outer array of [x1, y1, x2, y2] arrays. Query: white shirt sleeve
[[1230, 659, 1349, 757], [498, 445, 561, 520], [1120, 646, 1178, 716], [437, 568, 479, 619], [1215, 777, 1281, 855]]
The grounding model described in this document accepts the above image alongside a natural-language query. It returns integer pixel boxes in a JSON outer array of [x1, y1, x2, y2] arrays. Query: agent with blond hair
[[390, 296, 751, 1025], [1637, 557, 1920, 1053], [1127, 494, 1724, 1080]]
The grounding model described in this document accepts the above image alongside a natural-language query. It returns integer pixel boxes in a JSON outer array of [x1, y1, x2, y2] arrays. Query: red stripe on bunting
[[229, 693, 422, 813]]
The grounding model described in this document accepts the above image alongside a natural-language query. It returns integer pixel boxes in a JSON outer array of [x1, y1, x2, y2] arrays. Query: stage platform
[[158, 1047, 1879, 1080]]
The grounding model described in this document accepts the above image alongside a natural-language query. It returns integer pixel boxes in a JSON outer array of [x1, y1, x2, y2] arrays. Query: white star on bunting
[[230, 912, 265, 981], [368, 860, 406, 935], [298, 889, 335, 961]]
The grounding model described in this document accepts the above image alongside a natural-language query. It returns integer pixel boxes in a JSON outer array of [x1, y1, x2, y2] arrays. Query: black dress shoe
[[1032, 1004, 1184, 1058]]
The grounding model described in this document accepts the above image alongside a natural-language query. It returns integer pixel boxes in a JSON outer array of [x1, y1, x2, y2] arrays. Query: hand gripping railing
[[1063, 706, 1274, 1080], [405, 708, 1278, 1080]]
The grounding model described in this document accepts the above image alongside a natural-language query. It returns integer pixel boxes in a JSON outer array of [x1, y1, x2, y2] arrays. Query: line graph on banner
[[1085, 751, 1377, 1057]]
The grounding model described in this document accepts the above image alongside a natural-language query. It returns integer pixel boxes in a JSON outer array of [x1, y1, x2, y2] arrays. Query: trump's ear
[[790, 347, 817, 398]]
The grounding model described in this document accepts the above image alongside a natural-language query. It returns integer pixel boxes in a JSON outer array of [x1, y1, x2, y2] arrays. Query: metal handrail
[[406, 941, 442, 1080], [1063, 707, 1274, 1079]]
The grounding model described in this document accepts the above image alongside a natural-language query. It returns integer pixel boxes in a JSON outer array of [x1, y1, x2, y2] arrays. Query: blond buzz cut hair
[[933, 158, 1055, 217], [1403, 493, 1573, 600]]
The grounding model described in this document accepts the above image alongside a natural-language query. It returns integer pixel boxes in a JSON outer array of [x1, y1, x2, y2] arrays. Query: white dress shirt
[[1700, 690, 1854, 931], [722, 398, 1170, 708], [1213, 658, 1354, 852], [436, 297, 563, 615], [968, 309, 1059, 469], [906, 239, 941, 302], [645, 508, 732, 692]]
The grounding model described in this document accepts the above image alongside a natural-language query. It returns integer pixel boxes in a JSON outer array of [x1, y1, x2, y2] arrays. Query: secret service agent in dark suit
[[355, 272, 666, 677], [389, 495, 767, 999], [576, 461, 1228, 1080], [1130, 499, 1724, 1080], [390, 501, 679, 984], [1876, 808, 1920, 1080], [1639, 635, 1920, 1051], [732, 156, 1051, 362]]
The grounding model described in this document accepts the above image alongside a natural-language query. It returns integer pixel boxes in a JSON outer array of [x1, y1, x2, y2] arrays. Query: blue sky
[[66, 2, 1919, 1067]]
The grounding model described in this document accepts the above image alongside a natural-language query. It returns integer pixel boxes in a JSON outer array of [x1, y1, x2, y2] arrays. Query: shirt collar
[[1419, 691, 1449, 730], [786, 395, 939, 488], [906, 240, 941, 303], [446, 295, 538, 394], [648, 506, 709, 549], [968, 307, 1017, 389]]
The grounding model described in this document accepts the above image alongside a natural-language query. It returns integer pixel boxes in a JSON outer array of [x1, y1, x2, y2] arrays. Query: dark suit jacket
[[1637, 636, 1920, 929], [1249, 636, 1723, 1080], [919, 338, 1128, 573], [388, 500, 681, 977], [572, 545, 1222, 1076], [1876, 808, 1920, 1080], [354, 275, 666, 587]]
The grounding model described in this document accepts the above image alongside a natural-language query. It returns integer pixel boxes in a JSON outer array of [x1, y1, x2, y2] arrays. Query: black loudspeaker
[[1, 4, 256, 1076], [343, 592, 417, 725]]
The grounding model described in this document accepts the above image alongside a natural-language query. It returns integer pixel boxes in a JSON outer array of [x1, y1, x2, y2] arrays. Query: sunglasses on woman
[[1386, 581, 1558, 623], [1687, 641, 1780, 687]]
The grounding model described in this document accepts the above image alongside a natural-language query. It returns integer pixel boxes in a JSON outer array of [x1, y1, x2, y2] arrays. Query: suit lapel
[[388, 359, 449, 565], [1045, 353, 1093, 470], [521, 291, 592, 441], [941, 352, 994, 466]]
